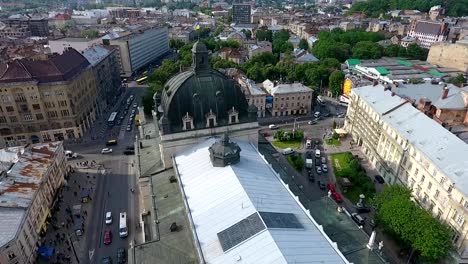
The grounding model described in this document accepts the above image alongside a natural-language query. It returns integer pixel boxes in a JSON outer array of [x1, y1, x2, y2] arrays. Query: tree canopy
[[299, 38, 309, 50], [373, 185, 453, 263], [329, 70, 345, 97]]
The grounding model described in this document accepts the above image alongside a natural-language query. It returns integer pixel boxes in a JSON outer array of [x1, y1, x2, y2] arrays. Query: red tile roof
[[0, 48, 89, 83]]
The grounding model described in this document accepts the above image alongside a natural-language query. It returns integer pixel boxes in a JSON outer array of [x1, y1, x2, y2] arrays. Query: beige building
[[345, 85, 468, 260], [427, 40, 468, 72], [237, 77, 266, 118], [0, 48, 99, 147], [262, 80, 313, 117], [0, 142, 67, 264]]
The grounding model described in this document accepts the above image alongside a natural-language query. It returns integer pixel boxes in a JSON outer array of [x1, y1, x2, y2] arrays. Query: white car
[[133, 103, 137, 108], [101, 148, 113, 154], [105, 212, 112, 225]]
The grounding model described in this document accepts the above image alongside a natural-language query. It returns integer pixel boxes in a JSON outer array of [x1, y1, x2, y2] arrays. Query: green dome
[[158, 42, 255, 134]]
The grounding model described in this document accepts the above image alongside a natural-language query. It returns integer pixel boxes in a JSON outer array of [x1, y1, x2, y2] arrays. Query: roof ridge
[[17, 60, 33, 79]]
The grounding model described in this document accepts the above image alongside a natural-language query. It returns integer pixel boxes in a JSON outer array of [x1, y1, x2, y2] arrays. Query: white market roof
[[270, 83, 312, 95], [174, 139, 349, 264], [353, 85, 468, 197]]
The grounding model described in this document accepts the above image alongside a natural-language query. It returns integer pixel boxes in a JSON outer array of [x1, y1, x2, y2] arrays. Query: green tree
[[214, 26, 224, 36], [211, 57, 238, 69], [256, 29, 273, 42], [81, 29, 99, 39], [329, 70, 345, 97], [169, 38, 185, 49], [373, 185, 453, 263], [299, 38, 309, 50], [449, 74, 466, 87], [241, 29, 252, 40], [384, 44, 403, 57], [352, 41, 384, 59], [406, 43, 429, 60]]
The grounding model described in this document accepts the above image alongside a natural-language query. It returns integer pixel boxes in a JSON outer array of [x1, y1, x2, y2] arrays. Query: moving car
[[314, 111, 321, 118], [337, 113, 345, 118], [104, 230, 112, 245], [327, 183, 335, 193], [375, 175, 385, 184], [315, 166, 322, 174], [101, 148, 113, 154], [332, 192, 343, 203], [269, 124, 278, 130], [321, 157, 327, 164], [105, 212, 112, 225], [308, 120, 317, 125], [133, 103, 137, 108], [102, 256, 112, 264], [351, 213, 365, 226], [106, 139, 118, 146], [126, 125, 132, 132], [117, 248, 126, 264], [318, 181, 326, 190], [315, 149, 321, 158], [283, 148, 295, 155], [322, 164, 328, 172]]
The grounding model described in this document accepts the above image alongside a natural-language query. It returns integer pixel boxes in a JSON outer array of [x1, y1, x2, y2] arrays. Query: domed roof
[[158, 42, 256, 134]]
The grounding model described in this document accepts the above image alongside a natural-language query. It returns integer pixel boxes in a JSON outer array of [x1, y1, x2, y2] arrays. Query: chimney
[[384, 85, 391, 92], [441, 85, 449, 99], [373, 80, 378, 86], [391, 92, 395, 96]]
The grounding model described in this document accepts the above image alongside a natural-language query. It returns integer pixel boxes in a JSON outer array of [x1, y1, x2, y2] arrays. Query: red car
[[332, 192, 343, 203], [104, 230, 112, 245], [327, 183, 335, 193]]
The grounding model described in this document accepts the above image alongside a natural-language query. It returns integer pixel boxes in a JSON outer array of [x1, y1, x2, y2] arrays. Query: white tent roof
[[174, 138, 349, 264]]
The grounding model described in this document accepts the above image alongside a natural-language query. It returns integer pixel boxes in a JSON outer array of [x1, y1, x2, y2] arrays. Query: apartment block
[[232, 4, 251, 24], [1, 17, 48, 37], [0, 48, 99, 147], [345, 85, 468, 260], [407, 20, 449, 49], [104, 26, 169, 78], [262, 80, 313, 117], [0, 142, 67, 264]]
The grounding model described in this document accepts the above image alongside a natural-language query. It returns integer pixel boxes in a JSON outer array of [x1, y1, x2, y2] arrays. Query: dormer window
[[182, 112, 194, 130], [228, 106, 239, 124], [206, 109, 217, 128]]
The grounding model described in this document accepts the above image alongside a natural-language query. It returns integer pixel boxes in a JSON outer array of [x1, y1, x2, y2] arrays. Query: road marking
[[89, 249, 95, 260]]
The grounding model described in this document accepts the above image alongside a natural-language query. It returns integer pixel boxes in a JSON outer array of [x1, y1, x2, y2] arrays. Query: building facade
[[427, 40, 468, 72], [48, 37, 103, 54], [232, 4, 251, 24], [0, 142, 67, 264], [1, 17, 48, 37], [106, 27, 169, 78], [262, 80, 313, 117], [83, 46, 122, 113], [0, 48, 99, 147], [345, 85, 468, 260], [407, 20, 449, 49]]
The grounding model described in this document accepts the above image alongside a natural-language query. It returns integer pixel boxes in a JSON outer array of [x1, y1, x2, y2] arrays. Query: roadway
[[66, 85, 147, 264]]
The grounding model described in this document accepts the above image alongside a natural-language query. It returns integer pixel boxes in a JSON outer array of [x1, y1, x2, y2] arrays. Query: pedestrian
[[84, 210, 87, 216]]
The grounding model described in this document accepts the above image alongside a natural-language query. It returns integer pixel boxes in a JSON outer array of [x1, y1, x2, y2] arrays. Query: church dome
[[159, 41, 255, 134]]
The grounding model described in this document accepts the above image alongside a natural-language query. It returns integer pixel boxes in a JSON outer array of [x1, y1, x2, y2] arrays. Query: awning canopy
[[334, 128, 347, 135]]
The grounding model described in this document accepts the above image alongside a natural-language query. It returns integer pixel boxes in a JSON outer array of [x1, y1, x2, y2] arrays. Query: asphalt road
[[66, 86, 146, 264]]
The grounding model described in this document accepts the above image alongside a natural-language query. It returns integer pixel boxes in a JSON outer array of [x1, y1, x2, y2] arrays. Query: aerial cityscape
[[0, 0, 466, 264]]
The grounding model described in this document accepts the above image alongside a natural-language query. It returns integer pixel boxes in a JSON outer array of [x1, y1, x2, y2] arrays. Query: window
[[414, 168, 419, 177], [61, 110, 69, 117], [420, 175, 425, 183], [434, 189, 439, 198], [464, 201, 468, 210], [440, 177, 446, 184], [427, 182, 432, 190], [32, 104, 40, 110], [9, 116, 17, 123], [47, 111, 58, 118], [24, 114, 33, 121], [7, 252, 16, 260], [0, 117, 6, 124], [407, 162, 412, 172], [44, 102, 55, 108], [36, 113, 44, 120], [6, 106, 14, 112], [437, 209, 443, 220], [455, 214, 464, 226], [447, 184, 453, 194]]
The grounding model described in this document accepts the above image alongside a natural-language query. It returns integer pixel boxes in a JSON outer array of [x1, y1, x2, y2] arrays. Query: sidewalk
[[38, 164, 102, 264]]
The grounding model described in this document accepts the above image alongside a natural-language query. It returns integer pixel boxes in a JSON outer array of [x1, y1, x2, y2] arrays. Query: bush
[[287, 154, 304, 171]]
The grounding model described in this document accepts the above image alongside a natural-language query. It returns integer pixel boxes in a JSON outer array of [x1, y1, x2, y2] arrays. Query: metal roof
[[353, 86, 468, 198], [270, 83, 312, 95], [174, 138, 350, 264], [82, 46, 111, 66]]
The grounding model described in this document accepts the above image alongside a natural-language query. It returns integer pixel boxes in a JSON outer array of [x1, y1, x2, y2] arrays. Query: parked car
[[316, 166, 322, 174], [283, 148, 295, 155], [314, 139, 319, 145], [321, 157, 327, 164], [306, 151, 313, 159], [314, 157, 321, 165], [269, 124, 278, 130], [314, 111, 321, 118], [105, 212, 112, 225], [356, 204, 372, 213], [322, 164, 328, 172], [102, 256, 112, 264], [308, 120, 317, 125], [327, 183, 335, 193], [318, 181, 326, 190], [351, 213, 365, 226], [101, 148, 113, 154], [374, 175, 385, 184], [337, 113, 345, 118], [126, 125, 132, 132], [332, 192, 343, 203], [117, 247, 126, 264], [133, 103, 137, 108], [104, 230, 112, 245]]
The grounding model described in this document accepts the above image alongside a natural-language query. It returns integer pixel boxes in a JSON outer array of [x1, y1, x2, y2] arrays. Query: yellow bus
[[135, 114, 140, 126], [136, 76, 148, 84]]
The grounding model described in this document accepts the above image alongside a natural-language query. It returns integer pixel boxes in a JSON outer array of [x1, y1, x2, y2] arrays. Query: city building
[[82, 46, 122, 112], [262, 80, 313, 117], [344, 85, 468, 260], [236, 76, 266, 117], [173, 136, 351, 263], [232, 3, 251, 24], [407, 20, 449, 49], [103, 26, 169, 78], [0, 48, 99, 147], [0, 142, 67, 264], [1, 16, 48, 37], [0, 22, 31, 38], [108, 7, 142, 19], [154, 41, 259, 168], [427, 40, 468, 72], [218, 47, 245, 63], [248, 41, 272, 58], [48, 37, 103, 54]]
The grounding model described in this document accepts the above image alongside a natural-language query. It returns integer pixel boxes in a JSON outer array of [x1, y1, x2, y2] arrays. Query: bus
[[135, 114, 140, 126], [119, 212, 128, 238], [108, 112, 118, 126], [136, 76, 148, 84]]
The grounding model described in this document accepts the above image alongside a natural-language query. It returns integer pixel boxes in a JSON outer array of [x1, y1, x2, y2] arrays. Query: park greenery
[[272, 129, 304, 149], [347, 0, 467, 18], [372, 185, 453, 262], [287, 154, 304, 171], [325, 132, 341, 146], [312, 29, 429, 61], [449, 74, 466, 87], [330, 152, 375, 202]]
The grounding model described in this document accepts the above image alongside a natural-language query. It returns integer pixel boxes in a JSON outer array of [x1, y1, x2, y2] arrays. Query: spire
[[192, 41, 210, 72]]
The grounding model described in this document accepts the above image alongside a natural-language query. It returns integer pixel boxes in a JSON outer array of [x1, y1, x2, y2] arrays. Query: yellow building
[[0, 48, 99, 147]]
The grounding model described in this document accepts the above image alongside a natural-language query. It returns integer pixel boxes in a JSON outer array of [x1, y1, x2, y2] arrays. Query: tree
[[241, 29, 252, 40], [299, 38, 309, 50], [406, 43, 429, 61], [373, 185, 453, 263], [329, 70, 345, 97], [169, 38, 185, 49], [81, 29, 99, 39], [256, 29, 273, 42], [352, 41, 384, 59], [214, 26, 224, 36], [449, 74, 466, 87]]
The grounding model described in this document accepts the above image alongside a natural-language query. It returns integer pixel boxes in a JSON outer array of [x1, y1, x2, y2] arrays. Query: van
[[119, 212, 128, 238], [106, 139, 118, 146], [314, 112, 321, 118], [283, 148, 295, 155], [315, 149, 321, 158], [269, 124, 278, 130]]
